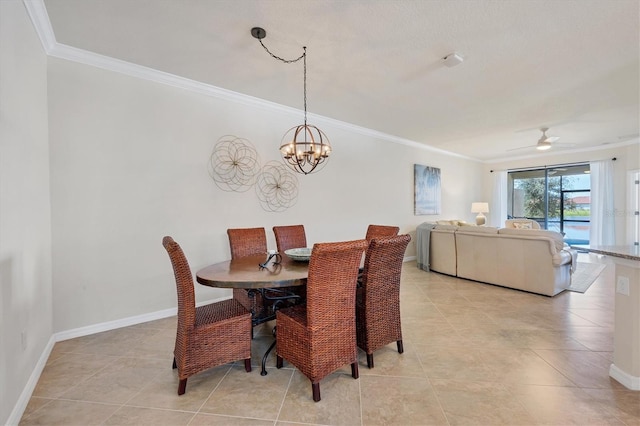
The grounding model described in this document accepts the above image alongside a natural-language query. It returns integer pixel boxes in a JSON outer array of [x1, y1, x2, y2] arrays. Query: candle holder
[[259, 251, 282, 269]]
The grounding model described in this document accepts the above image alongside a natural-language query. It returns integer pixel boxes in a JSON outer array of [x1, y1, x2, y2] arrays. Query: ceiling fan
[[508, 127, 575, 152]]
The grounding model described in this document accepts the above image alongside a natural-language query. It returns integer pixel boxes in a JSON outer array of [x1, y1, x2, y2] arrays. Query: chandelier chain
[[258, 39, 305, 64], [303, 47, 307, 126], [258, 40, 308, 125]]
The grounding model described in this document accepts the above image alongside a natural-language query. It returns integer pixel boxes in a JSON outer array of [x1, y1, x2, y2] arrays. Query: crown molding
[[23, 0, 56, 52], [309, 111, 476, 160], [22, 0, 636, 166], [22, 0, 475, 162]]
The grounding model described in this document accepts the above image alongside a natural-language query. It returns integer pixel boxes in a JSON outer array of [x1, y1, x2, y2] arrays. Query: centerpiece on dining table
[[284, 247, 312, 262]]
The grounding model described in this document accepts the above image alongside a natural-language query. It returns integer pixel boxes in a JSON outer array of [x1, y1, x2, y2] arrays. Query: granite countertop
[[573, 245, 640, 262]]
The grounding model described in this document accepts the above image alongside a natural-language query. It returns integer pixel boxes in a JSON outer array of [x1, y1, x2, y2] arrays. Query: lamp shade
[[471, 202, 489, 213], [471, 202, 489, 226]]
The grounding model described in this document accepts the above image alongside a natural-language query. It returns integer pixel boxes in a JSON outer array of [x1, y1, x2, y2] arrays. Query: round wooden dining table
[[195, 253, 309, 376], [195, 254, 309, 289]]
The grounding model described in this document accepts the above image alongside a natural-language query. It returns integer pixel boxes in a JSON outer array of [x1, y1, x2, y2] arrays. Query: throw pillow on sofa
[[513, 222, 533, 229]]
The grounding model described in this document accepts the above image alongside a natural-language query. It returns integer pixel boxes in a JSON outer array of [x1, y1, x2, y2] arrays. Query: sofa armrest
[[560, 247, 578, 273], [552, 249, 573, 267]]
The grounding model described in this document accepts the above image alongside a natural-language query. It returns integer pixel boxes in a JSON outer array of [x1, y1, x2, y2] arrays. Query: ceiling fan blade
[[506, 144, 537, 152], [545, 136, 560, 143], [507, 141, 575, 153]]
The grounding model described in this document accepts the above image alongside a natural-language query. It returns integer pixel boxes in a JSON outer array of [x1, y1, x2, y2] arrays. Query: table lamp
[[471, 202, 489, 226]]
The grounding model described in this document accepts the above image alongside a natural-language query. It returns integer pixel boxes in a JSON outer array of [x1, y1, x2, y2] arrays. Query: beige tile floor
[[20, 254, 640, 425]]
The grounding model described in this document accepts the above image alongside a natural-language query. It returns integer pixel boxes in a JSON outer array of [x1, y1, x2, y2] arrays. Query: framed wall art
[[414, 164, 441, 215]]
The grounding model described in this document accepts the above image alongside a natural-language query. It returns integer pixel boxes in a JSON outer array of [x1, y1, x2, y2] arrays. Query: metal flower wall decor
[[208, 135, 261, 192], [255, 162, 299, 212], [209, 136, 299, 212]]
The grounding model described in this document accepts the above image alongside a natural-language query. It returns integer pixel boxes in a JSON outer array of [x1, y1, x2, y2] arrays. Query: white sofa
[[428, 224, 575, 296]]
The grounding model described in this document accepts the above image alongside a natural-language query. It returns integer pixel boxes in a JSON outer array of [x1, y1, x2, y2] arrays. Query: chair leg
[[276, 355, 283, 369], [366, 353, 374, 369], [351, 361, 359, 379], [172, 357, 177, 369], [397, 340, 404, 354], [244, 358, 252, 372], [312, 382, 321, 402], [177, 378, 187, 395]]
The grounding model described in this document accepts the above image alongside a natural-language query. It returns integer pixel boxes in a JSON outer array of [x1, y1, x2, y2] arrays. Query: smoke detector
[[442, 52, 464, 67]]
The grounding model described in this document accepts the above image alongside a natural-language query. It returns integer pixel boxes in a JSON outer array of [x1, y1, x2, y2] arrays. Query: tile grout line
[[274, 368, 295, 424], [412, 338, 451, 426], [193, 364, 234, 417]]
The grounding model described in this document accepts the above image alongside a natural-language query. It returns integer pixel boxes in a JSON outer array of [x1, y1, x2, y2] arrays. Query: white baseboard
[[6, 335, 55, 426], [9, 297, 226, 424], [55, 297, 225, 342], [54, 307, 177, 342], [609, 363, 640, 390]]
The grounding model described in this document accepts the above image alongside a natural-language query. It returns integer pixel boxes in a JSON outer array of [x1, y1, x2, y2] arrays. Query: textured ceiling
[[41, 0, 640, 161]]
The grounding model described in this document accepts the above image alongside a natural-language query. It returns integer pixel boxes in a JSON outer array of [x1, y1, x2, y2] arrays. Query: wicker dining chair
[[356, 234, 411, 369], [273, 225, 307, 253], [273, 224, 308, 300], [359, 224, 400, 282], [365, 224, 400, 241], [227, 227, 268, 315], [275, 239, 368, 402], [162, 236, 252, 395]]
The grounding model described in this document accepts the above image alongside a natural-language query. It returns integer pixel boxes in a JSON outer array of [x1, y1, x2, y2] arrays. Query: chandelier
[[252, 27, 331, 175]]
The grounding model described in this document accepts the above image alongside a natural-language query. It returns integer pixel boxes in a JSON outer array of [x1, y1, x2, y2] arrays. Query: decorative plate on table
[[284, 247, 312, 262]]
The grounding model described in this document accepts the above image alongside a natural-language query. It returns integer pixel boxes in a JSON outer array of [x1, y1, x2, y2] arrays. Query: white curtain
[[490, 170, 508, 228], [590, 160, 615, 246]]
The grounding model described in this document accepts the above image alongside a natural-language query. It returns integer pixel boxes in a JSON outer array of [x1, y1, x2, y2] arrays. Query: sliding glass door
[[508, 164, 590, 244]]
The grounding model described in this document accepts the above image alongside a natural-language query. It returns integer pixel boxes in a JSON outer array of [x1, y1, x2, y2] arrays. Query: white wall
[[482, 142, 640, 243], [3, 2, 637, 422], [47, 57, 484, 333], [0, 1, 52, 424]]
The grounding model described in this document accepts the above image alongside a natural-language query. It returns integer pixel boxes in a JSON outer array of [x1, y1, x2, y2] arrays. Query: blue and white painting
[[414, 164, 441, 215]]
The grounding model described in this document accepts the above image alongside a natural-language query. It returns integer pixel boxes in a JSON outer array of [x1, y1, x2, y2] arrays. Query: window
[[508, 164, 590, 244]]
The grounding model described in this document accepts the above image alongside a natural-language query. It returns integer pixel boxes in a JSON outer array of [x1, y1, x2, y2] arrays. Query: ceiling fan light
[[536, 141, 552, 150]]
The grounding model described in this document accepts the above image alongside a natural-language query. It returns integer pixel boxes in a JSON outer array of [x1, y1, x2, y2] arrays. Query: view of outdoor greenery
[[515, 176, 576, 219], [509, 166, 591, 243]]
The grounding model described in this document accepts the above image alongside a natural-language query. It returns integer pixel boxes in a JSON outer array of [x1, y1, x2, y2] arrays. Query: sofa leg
[[366, 353, 374, 369], [397, 340, 404, 354]]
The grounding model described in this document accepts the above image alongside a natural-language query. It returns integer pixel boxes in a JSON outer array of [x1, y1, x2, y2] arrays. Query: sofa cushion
[[433, 224, 459, 231], [457, 225, 499, 234], [435, 219, 474, 226], [498, 228, 565, 251]]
